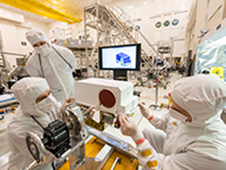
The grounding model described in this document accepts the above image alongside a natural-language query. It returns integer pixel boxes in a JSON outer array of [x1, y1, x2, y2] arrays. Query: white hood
[[11, 77, 50, 117], [171, 74, 226, 125], [8, 77, 59, 170], [26, 28, 49, 46]]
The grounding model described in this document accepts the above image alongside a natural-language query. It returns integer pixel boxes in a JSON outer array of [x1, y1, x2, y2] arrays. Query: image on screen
[[101, 46, 137, 69]]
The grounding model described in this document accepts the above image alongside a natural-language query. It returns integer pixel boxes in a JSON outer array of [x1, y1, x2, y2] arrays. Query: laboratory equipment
[[25, 107, 87, 169], [25, 106, 139, 170], [0, 94, 17, 108], [1, 55, 29, 89], [67, 39, 79, 48], [74, 78, 138, 130]]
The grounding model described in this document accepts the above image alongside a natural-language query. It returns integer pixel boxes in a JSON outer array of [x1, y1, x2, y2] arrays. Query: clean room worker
[[7, 77, 74, 170], [26, 28, 77, 104], [119, 74, 226, 170]]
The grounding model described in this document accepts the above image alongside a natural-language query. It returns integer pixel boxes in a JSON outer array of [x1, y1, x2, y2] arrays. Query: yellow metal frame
[[0, 0, 81, 24]]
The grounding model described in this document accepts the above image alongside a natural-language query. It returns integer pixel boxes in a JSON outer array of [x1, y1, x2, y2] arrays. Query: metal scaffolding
[[84, 2, 163, 78]]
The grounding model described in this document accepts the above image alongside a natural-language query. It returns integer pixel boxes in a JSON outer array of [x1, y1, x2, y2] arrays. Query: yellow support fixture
[[0, 0, 82, 24]]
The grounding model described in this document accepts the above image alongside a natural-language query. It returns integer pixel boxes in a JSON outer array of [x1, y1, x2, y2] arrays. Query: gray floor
[[0, 72, 183, 170]]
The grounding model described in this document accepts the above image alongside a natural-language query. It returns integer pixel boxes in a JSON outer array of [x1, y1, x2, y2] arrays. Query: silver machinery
[[25, 107, 88, 170], [25, 106, 138, 170]]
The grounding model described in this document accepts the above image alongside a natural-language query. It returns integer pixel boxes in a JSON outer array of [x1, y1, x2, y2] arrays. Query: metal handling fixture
[[25, 107, 88, 170]]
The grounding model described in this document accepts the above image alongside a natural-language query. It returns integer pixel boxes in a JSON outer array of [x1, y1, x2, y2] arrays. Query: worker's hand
[[138, 102, 152, 119], [86, 106, 96, 118], [119, 114, 138, 137], [60, 97, 75, 113]]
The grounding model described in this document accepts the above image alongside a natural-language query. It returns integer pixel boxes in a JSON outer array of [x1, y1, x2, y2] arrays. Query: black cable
[[51, 162, 56, 170], [38, 54, 45, 78], [52, 46, 72, 69], [31, 115, 45, 131], [51, 110, 56, 120]]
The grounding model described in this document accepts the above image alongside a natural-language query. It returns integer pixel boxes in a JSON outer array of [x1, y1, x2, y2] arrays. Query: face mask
[[34, 44, 51, 57], [36, 94, 54, 114], [169, 108, 188, 122]]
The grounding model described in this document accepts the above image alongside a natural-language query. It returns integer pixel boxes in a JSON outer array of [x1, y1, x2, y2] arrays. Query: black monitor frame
[[98, 44, 141, 71]]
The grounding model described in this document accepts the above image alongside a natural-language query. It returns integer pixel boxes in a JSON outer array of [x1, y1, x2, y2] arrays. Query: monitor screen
[[99, 44, 141, 71]]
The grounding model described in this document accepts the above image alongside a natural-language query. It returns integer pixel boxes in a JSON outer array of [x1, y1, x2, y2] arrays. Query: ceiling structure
[[0, 3, 55, 23], [0, 0, 119, 24]]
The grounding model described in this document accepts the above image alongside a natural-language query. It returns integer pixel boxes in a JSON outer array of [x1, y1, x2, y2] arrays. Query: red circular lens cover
[[99, 89, 116, 108]]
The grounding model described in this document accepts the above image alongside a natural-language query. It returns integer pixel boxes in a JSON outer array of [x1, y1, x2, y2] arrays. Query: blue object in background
[[172, 19, 179, 26], [135, 25, 141, 31], [116, 52, 131, 66]]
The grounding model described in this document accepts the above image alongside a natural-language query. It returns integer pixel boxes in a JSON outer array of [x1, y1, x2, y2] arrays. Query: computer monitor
[[99, 44, 141, 71]]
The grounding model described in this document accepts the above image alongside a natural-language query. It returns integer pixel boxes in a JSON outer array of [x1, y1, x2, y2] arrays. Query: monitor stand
[[113, 70, 127, 81]]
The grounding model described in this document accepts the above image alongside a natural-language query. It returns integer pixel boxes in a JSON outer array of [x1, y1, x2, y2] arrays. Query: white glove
[[119, 114, 143, 141], [60, 97, 75, 113], [119, 114, 138, 137], [138, 102, 152, 119], [85, 106, 96, 118], [119, 114, 144, 142]]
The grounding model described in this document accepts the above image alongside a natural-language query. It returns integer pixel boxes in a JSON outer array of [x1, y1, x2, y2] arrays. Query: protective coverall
[[26, 29, 77, 103], [7, 77, 62, 170], [127, 74, 226, 170]]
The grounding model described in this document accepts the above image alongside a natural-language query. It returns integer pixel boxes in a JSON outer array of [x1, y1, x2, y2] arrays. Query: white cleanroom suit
[[122, 74, 226, 170], [26, 28, 77, 103], [7, 77, 62, 170]]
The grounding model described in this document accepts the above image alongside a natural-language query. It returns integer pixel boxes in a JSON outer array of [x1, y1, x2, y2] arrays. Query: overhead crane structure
[[0, 0, 81, 24]]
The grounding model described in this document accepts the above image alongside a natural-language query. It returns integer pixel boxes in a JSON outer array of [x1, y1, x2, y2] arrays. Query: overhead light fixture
[[144, 1, 147, 5], [53, 1, 58, 4]]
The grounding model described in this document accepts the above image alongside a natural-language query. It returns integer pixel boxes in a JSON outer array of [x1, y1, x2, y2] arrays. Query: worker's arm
[[26, 54, 42, 77], [61, 47, 77, 71], [53, 97, 75, 119], [7, 127, 54, 166], [53, 98, 63, 119], [120, 113, 160, 169], [58, 46, 77, 71], [133, 133, 160, 169], [120, 114, 221, 170], [68, 49, 77, 70], [139, 103, 170, 132], [148, 113, 170, 132], [135, 137, 223, 170]]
